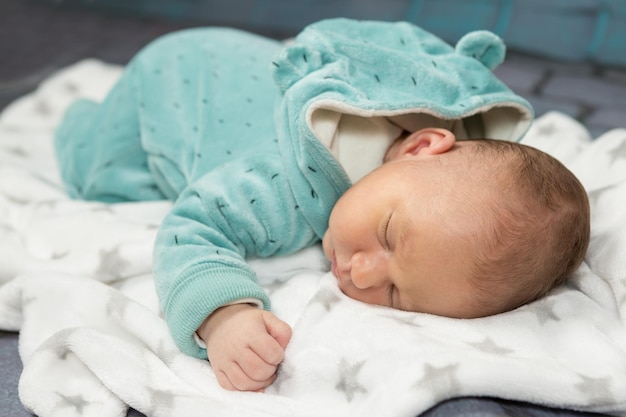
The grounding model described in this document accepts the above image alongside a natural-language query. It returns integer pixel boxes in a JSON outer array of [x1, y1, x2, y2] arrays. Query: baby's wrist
[[197, 303, 257, 343]]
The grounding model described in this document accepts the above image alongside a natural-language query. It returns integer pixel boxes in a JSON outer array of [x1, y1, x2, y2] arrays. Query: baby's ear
[[455, 30, 506, 70], [386, 128, 456, 162], [272, 44, 324, 92]]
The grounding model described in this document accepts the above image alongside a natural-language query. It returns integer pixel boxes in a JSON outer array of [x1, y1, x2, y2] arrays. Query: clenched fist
[[197, 304, 292, 392]]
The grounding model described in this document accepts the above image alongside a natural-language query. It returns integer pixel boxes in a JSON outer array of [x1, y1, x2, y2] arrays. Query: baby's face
[[322, 143, 493, 318]]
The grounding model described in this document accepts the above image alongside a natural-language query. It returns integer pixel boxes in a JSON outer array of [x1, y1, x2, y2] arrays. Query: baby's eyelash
[[383, 212, 392, 250]]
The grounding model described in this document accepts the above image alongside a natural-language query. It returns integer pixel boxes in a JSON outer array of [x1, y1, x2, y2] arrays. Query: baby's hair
[[461, 139, 590, 315]]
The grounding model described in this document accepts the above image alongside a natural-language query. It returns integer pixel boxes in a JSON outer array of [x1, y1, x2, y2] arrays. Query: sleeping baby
[[53, 18, 590, 392]]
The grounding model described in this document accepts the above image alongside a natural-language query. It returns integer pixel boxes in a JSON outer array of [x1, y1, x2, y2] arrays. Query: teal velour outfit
[[54, 18, 533, 358]]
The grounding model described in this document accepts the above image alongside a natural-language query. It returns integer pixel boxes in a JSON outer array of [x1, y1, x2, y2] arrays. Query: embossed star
[[34, 199, 58, 209], [105, 292, 132, 319], [536, 122, 557, 137], [143, 388, 178, 416], [533, 299, 561, 325], [468, 337, 514, 355], [262, 278, 286, 295], [381, 313, 421, 327], [35, 99, 52, 116], [91, 205, 115, 214], [608, 139, 626, 164], [335, 359, 368, 402], [270, 362, 294, 394], [310, 287, 341, 311], [95, 246, 130, 280], [575, 374, 614, 403], [5, 194, 29, 205], [5, 146, 28, 158], [55, 393, 90, 414], [50, 251, 69, 260], [54, 344, 72, 361], [413, 363, 461, 393]]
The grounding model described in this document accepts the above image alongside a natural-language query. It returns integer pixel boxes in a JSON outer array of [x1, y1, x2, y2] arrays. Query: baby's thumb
[[264, 313, 292, 351]]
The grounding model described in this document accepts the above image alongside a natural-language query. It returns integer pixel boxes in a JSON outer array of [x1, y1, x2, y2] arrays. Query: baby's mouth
[[331, 251, 341, 280]]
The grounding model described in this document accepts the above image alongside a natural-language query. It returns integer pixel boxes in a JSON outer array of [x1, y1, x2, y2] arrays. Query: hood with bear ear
[[272, 18, 533, 237], [271, 18, 534, 190]]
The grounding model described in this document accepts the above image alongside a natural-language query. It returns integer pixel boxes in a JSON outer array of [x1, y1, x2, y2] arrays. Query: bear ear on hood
[[455, 30, 506, 70], [272, 44, 324, 92]]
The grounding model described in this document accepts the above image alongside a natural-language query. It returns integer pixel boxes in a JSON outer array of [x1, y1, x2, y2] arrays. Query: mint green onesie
[[54, 18, 533, 358]]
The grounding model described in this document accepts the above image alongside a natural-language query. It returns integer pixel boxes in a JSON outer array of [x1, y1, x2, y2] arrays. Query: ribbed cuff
[[163, 262, 271, 358]]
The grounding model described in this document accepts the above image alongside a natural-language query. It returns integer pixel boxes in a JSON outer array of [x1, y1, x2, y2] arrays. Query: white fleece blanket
[[1, 60, 626, 417]]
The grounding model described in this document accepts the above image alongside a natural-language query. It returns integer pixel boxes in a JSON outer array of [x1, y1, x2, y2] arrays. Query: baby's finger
[[263, 313, 292, 351], [215, 368, 236, 391], [221, 361, 276, 391], [248, 331, 286, 366], [238, 347, 278, 382]]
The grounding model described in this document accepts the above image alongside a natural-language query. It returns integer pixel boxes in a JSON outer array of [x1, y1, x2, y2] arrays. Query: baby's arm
[[198, 304, 291, 391], [152, 156, 317, 387]]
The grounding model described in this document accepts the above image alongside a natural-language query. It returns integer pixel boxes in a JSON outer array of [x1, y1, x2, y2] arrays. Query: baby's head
[[322, 128, 590, 318]]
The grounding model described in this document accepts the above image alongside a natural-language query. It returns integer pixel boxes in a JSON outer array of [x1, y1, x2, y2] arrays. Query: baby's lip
[[331, 251, 341, 280]]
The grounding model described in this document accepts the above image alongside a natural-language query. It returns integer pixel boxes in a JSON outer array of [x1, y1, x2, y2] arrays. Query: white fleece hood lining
[[307, 100, 532, 183]]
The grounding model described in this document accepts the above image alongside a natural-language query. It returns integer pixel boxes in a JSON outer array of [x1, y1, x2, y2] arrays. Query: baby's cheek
[[321, 231, 331, 259]]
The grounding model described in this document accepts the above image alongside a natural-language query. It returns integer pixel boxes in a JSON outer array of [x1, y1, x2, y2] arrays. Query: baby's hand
[[198, 304, 292, 392]]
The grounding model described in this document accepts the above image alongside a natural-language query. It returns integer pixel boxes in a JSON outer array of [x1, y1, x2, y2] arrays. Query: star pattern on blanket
[[262, 278, 287, 295], [96, 246, 130, 280], [105, 292, 130, 316], [54, 392, 91, 414], [536, 121, 557, 137], [4, 146, 28, 158], [381, 313, 422, 327], [609, 139, 626, 164], [310, 287, 341, 311], [271, 362, 295, 393], [413, 363, 461, 394], [64, 81, 80, 94], [575, 374, 615, 403], [51, 251, 69, 260], [533, 299, 561, 325], [33, 199, 59, 209], [91, 205, 115, 214], [144, 388, 177, 415], [0, 223, 16, 234], [4, 194, 31, 205], [335, 359, 368, 402], [21, 293, 38, 309], [34, 98, 53, 116], [468, 337, 514, 355], [54, 344, 72, 361]]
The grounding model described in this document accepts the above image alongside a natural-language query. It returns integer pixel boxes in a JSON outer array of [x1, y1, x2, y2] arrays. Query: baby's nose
[[350, 251, 385, 289]]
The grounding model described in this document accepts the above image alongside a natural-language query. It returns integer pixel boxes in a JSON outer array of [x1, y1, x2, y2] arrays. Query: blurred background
[[2, 0, 626, 137]]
